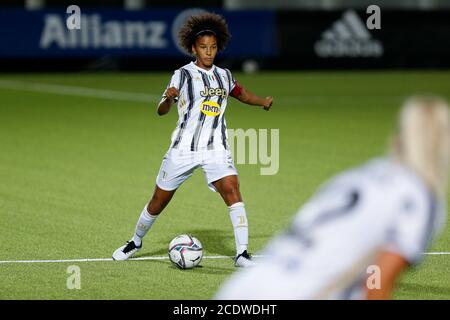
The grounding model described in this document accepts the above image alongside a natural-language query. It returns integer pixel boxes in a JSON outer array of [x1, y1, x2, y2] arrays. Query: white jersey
[[161, 61, 237, 151], [216, 158, 446, 300]]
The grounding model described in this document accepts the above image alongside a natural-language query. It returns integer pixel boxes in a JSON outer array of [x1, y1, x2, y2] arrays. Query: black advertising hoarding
[[275, 9, 450, 69]]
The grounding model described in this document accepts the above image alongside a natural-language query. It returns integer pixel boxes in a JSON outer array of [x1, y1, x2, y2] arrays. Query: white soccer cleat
[[234, 250, 256, 268], [112, 240, 142, 261]]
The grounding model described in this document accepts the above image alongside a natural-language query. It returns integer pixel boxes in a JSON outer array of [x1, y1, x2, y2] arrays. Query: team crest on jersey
[[200, 86, 227, 100], [200, 101, 221, 116]]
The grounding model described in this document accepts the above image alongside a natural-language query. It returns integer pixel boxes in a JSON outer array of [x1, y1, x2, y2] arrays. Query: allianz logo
[[314, 10, 383, 58], [39, 14, 168, 49]]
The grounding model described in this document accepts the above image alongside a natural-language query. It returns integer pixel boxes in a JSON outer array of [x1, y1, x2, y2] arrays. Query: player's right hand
[[263, 96, 273, 111], [165, 87, 179, 100]]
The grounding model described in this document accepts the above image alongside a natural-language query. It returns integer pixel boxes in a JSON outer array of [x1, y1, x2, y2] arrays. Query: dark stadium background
[[0, 0, 449, 303]]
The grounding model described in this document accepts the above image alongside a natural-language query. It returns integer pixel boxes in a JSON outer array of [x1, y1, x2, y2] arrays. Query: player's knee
[[222, 184, 240, 201], [147, 198, 165, 215]]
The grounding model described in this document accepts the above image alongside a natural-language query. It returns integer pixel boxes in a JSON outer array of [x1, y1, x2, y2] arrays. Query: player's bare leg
[[213, 175, 242, 206], [213, 175, 255, 267], [147, 185, 177, 215], [112, 186, 176, 261]]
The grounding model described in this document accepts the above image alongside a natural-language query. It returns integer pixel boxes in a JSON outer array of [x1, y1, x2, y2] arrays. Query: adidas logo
[[314, 10, 383, 58]]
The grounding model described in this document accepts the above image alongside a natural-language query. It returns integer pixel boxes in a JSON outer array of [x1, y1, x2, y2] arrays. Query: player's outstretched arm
[[232, 85, 273, 111], [366, 250, 409, 300], [157, 87, 179, 116]]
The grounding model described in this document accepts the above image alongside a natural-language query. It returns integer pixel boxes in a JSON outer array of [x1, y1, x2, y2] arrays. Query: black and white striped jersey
[[161, 62, 237, 151]]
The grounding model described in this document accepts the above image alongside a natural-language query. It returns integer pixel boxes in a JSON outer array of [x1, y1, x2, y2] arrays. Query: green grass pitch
[[0, 70, 449, 299]]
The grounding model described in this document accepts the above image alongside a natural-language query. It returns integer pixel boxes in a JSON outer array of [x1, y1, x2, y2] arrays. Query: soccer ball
[[168, 234, 203, 269]]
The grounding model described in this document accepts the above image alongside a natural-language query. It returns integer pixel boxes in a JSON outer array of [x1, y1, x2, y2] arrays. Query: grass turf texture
[[0, 71, 449, 299]]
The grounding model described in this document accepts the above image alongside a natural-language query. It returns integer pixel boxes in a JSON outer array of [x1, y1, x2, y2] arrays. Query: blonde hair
[[391, 96, 450, 197]]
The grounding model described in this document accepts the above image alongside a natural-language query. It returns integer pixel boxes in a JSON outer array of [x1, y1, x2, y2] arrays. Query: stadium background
[[0, 0, 449, 299]]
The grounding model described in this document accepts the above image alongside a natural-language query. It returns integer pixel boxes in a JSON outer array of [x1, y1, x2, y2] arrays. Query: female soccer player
[[112, 12, 273, 267], [216, 96, 449, 298]]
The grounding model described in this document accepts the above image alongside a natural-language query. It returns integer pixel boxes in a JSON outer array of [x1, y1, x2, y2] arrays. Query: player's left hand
[[263, 96, 273, 111]]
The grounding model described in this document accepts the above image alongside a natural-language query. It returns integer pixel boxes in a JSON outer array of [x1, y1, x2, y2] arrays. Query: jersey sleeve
[[384, 190, 441, 265], [225, 69, 243, 98], [226, 69, 236, 91], [161, 69, 182, 103]]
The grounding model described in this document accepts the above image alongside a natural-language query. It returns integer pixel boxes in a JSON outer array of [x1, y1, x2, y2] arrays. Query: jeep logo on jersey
[[200, 86, 227, 100], [200, 101, 221, 116]]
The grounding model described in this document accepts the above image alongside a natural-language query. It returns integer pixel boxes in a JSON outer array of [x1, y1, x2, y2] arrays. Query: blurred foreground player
[[216, 96, 449, 299]]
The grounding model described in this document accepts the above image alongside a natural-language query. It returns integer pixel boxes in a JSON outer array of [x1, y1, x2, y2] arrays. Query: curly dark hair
[[178, 12, 231, 54]]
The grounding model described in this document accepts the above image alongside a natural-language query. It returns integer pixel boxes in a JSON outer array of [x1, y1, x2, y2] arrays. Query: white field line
[[0, 79, 161, 103], [0, 255, 259, 264], [422, 252, 450, 255], [0, 253, 448, 264]]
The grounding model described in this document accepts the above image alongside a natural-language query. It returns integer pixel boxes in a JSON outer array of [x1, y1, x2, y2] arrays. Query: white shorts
[[156, 148, 238, 192]]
